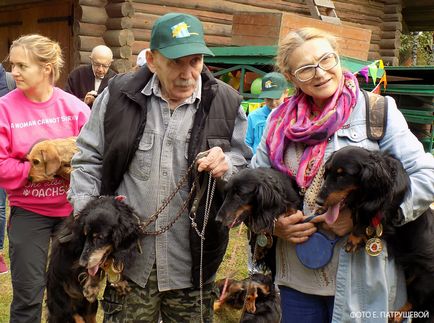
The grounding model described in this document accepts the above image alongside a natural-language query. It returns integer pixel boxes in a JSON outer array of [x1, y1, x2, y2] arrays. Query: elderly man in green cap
[[69, 12, 252, 322]]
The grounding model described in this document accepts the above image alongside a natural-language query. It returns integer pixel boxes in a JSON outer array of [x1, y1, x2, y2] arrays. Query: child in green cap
[[246, 72, 289, 153]]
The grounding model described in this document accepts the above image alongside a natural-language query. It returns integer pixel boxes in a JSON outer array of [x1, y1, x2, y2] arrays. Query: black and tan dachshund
[[216, 167, 301, 276], [46, 196, 143, 323], [316, 146, 434, 322], [215, 273, 281, 323]]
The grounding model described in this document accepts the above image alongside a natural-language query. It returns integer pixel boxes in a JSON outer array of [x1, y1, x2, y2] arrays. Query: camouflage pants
[[101, 265, 218, 323]]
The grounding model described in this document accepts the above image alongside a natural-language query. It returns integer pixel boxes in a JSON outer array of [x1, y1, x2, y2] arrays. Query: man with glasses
[[65, 45, 116, 107]]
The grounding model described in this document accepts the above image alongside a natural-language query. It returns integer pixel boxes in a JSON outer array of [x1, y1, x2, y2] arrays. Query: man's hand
[[84, 90, 97, 105], [196, 147, 228, 178], [273, 210, 317, 244]]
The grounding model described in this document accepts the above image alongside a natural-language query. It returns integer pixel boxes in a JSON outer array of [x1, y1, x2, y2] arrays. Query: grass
[[0, 223, 249, 322]]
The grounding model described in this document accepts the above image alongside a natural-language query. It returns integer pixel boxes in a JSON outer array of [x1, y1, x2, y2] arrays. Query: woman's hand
[[312, 207, 353, 237], [273, 210, 317, 244]]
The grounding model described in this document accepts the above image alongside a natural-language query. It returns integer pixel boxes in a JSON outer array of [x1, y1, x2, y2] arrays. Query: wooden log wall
[[73, 0, 108, 67], [380, 0, 402, 66], [73, 0, 403, 70], [128, 0, 393, 63]]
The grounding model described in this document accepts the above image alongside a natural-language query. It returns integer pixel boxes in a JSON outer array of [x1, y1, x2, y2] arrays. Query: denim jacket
[[252, 90, 434, 322]]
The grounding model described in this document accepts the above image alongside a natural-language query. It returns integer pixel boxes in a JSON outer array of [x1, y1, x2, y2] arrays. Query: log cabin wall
[[126, 0, 393, 64], [0, 0, 404, 77]]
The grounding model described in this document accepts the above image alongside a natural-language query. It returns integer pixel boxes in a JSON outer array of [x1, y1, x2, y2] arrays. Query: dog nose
[[28, 176, 33, 182]]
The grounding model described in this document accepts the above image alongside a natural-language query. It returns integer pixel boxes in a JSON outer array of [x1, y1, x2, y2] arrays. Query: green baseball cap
[[258, 72, 288, 99], [150, 13, 214, 59]]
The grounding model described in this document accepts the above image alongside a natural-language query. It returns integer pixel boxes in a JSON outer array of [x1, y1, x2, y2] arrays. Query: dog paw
[[345, 234, 364, 253]]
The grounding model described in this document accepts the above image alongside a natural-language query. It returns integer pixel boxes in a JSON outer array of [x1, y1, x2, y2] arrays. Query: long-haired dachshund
[[46, 196, 143, 323], [215, 273, 281, 323], [216, 167, 301, 276], [316, 146, 434, 322]]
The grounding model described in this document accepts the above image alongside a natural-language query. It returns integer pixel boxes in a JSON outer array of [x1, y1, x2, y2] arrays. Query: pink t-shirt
[[0, 87, 91, 217]]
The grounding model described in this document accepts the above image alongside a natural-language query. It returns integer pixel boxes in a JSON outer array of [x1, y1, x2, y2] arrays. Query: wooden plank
[[380, 38, 400, 49], [232, 35, 278, 46], [111, 45, 132, 59], [77, 5, 107, 25], [232, 23, 281, 38], [132, 28, 151, 42], [232, 12, 283, 26], [106, 17, 133, 30], [314, 0, 336, 8], [279, 12, 371, 42], [132, 12, 231, 37], [105, 2, 134, 18], [132, 3, 232, 24], [204, 34, 232, 46], [77, 35, 105, 52], [133, 0, 276, 14], [103, 29, 134, 46], [384, 4, 402, 14], [320, 16, 341, 24], [227, 0, 308, 15], [132, 40, 149, 55], [73, 21, 106, 37], [383, 13, 403, 22], [383, 21, 402, 31]]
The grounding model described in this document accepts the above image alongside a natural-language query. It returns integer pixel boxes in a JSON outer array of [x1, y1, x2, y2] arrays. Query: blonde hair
[[11, 34, 64, 84], [276, 28, 338, 77]]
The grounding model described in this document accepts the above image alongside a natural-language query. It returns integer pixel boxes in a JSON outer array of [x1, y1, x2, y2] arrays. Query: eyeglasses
[[292, 53, 339, 82], [90, 58, 111, 69]]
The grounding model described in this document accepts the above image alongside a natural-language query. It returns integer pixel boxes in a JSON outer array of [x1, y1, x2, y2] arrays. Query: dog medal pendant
[[375, 223, 383, 237], [365, 226, 375, 237], [257, 234, 268, 247], [365, 237, 383, 256]]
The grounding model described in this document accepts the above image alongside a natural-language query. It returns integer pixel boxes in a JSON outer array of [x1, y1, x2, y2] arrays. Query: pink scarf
[[266, 72, 358, 189]]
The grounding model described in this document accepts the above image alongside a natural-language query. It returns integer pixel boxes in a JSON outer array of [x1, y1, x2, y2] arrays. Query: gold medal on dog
[[365, 237, 383, 256], [256, 234, 268, 247], [365, 226, 375, 237], [375, 223, 383, 237]]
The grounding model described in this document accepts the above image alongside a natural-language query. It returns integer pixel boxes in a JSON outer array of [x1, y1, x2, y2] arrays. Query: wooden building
[[0, 0, 433, 87]]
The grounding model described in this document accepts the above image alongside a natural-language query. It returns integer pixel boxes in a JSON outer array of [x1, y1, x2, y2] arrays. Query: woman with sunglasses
[[252, 27, 434, 322]]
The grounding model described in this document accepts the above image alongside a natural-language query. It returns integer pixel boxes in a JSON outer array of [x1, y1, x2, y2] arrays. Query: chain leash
[[198, 172, 216, 323], [138, 151, 209, 235]]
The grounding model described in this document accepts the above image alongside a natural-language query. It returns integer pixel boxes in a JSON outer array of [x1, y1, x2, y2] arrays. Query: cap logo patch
[[264, 80, 276, 89], [171, 22, 199, 38]]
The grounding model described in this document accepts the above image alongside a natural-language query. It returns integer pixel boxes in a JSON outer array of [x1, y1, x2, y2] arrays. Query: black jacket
[[64, 64, 116, 107], [101, 65, 243, 287]]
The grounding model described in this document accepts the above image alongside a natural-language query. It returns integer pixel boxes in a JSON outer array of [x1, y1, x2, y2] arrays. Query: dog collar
[[365, 212, 384, 257]]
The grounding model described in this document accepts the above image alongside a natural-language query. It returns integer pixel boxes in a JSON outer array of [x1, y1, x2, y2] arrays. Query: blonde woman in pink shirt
[[0, 34, 90, 323]]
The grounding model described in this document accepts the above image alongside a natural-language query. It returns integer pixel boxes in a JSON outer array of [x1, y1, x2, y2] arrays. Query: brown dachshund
[[27, 137, 78, 182], [214, 273, 281, 323]]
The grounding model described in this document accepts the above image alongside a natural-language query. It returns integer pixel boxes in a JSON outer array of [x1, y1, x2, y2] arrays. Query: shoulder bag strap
[[362, 89, 388, 141]]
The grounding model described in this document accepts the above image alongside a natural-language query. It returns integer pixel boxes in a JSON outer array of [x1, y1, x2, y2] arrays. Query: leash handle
[[302, 212, 322, 223], [195, 150, 210, 162]]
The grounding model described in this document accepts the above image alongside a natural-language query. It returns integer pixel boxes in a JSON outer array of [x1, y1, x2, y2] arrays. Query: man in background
[[64, 45, 116, 107]]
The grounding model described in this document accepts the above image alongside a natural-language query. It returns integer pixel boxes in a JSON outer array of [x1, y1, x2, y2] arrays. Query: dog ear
[[42, 145, 61, 176], [112, 202, 141, 251], [254, 178, 286, 232], [360, 152, 393, 212]]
